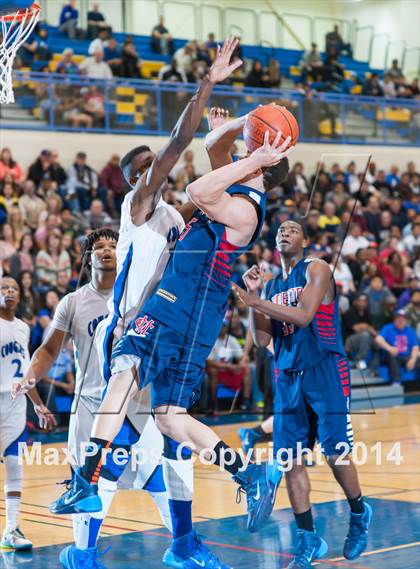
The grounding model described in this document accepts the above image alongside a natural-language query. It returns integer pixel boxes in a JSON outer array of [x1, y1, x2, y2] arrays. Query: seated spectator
[[206, 324, 251, 412], [396, 275, 419, 310], [28, 149, 55, 189], [59, 0, 79, 40], [104, 38, 122, 76], [301, 42, 323, 81], [99, 154, 126, 215], [330, 253, 355, 295], [158, 58, 186, 82], [82, 199, 113, 230], [386, 165, 400, 188], [266, 59, 281, 88], [30, 289, 60, 352], [318, 202, 341, 234], [19, 180, 47, 232], [56, 270, 74, 298], [322, 54, 345, 88], [35, 230, 72, 289], [285, 161, 309, 194], [87, 2, 111, 40], [81, 86, 106, 127], [343, 292, 378, 370], [302, 87, 338, 137], [375, 310, 419, 382], [363, 275, 395, 329], [173, 41, 196, 82], [205, 32, 218, 50], [8, 233, 36, 279], [325, 24, 353, 58], [50, 150, 68, 193], [380, 74, 397, 98], [88, 28, 109, 56], [0, 223, 17, 263], [60, 94, 95, 130], [362, 73, 384, 97], [345, 161, 360, 194], [386, 59, 404, 82], [56, 48, 79, 75], [380, 251, 410, 297], [401, 221, 420, 255], [121, 40, 142, 79], [0, 181, 19, 214], [364, 196, 381, 240], [79, 50, 113, 80], [17, 271, 41, 327], [0, 148, 24, 183], [151, 16, 174, 55], [341, 223, 370, 259], [405, 289, 420, 339], [66, 152, 98, 212], [245, 60, 267, 88]]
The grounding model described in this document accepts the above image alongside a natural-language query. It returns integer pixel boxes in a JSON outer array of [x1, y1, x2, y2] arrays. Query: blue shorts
[[111, 313, 211, 409], [273, 352, 353, 458]]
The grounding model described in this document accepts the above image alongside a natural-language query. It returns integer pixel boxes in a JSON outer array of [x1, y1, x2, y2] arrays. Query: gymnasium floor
[[1, 401, 419, 568]]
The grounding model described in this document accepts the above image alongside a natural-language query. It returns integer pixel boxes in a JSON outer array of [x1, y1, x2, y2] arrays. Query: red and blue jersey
[[265, 257, 346, 370], [143, 184, 267, 347]]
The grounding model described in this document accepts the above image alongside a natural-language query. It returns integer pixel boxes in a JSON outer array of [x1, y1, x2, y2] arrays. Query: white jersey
[[112, 192, 185, 324], [0, 317, 30, 394], [52, 283, 112, 401]]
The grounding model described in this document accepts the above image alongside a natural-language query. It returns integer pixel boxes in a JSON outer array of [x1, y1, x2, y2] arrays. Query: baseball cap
[[394, 309, 407, 318]]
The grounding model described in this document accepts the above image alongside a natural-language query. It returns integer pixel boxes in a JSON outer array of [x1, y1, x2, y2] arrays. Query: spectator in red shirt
[[99, 154, 126, 216], [380, 251, 409, 296], [0, 148, 24, 184]]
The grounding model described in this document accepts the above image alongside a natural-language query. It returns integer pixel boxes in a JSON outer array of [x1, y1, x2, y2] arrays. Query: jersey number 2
[[12, 359, 23, 378]]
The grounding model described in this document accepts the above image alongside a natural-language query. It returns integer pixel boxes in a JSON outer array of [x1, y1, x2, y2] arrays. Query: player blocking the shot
[[0, 278, 34, 551], [233, 220, 372, 568]]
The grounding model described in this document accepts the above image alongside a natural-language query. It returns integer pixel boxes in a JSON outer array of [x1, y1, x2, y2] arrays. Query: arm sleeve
[[51, 294, 74, 333]]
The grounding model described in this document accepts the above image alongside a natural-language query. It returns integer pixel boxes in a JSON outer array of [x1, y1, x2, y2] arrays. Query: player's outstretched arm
[[234, 260, 333, 328], [12, 328, 68, 398], [187, 131, 292, 240], [205, 107, 247, 170], [133, 38, 242, 210]]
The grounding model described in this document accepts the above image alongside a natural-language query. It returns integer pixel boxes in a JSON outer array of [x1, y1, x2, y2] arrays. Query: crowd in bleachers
[[0, 144, 418, 419]]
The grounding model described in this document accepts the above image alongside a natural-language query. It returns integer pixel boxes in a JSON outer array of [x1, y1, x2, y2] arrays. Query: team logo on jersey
[[133, 316, 155, 336], [271, 287, 303, 307], [1, 341, 25, 357]]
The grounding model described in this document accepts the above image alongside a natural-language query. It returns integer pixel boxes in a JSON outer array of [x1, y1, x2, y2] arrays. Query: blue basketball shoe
[[287, 530, 328, 568], [50, 469, 102, 515], [238, 428, 267, 455], [233, 461, 282, 533], [60, 545, 108, 569], [343, 502, 372, 560], [163, 530, 232, 568]]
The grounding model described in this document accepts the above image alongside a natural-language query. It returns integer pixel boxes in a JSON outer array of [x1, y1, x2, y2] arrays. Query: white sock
[[5, 496, 20, 532], [73, 477, 117, 550], [148, 491, 173, 533]]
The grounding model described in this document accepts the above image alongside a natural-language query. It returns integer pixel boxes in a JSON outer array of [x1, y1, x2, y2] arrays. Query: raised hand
[[251, 130, 293, 168], [207, 107, 230, 131], [242, 264, 265, 293], [208, 37, 243, 84], [34, 403, 57, 431]]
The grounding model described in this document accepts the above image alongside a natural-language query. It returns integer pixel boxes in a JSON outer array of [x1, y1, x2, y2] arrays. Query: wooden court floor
[[0, 403, 419, 568]]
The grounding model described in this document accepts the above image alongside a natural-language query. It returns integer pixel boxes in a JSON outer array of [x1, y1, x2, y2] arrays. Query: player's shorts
[[0, 392, 27, 459], [111, 313, 211, 409], [273, 352, 353, 459]]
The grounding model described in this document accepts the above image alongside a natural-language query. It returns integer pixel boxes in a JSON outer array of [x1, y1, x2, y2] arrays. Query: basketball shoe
[[1, 528, 32, 551], [343, 502, 372, 560], [50, 469, 102, 515], [163, 530, 232, 568], [60, 545, 107, 569], [287, 530, 328, 568]]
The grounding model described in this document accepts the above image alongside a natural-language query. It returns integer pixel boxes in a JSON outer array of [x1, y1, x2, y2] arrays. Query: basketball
[[243, 104, 299, 153]]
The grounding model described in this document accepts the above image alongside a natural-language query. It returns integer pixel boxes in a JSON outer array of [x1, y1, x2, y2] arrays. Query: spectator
[[59, 0, 78, 40], [266, 59, 281, 88], [364, 196, 382, 240], [205, 32, 218, 51], [17, 271, 41, 327], [375, 310, 419, 382], [301, 43, 323, 81], [8, 233, 36, 279], [103, 38, 122, 76], [66, 152, 98, 212], [305, 209, 321, 240], [0, 223, 17, 262], [363, 275, 395, 329], [79, 50, 113, 80], [56, 270, 74, 298], [18, 180, 46, 230], [245, 60, 267, 88], [318, 202, 341, 234], [56, 48, 79, 75], [0, 181, 19, 214], [330, 253, 355, 295], [35, 230, 71, 288], [325, 24, 353, 58], [380, 251, 409, 296], [386, 165, 400, 188], [285, 161, 309, 195], [206, 324, 251, 412], [81, 86, 106, 127], [99, 154, 126, 215], [405, 290, 420, 338], [88, 28, 109, 56], [401, 222, 420, 255], [362, 73, 384, 97], [0, 148, 24, 183], [173, 42, 196, 81], [87, 2, 111, 40], [30, 289, 60, 352], [322, 54, 345, 88], [151, 16, 174, 55], [121, 40, 142, 79], [396, 275, 419, 310], [158, 58, 186, 82], [50, 150, 68, 192], [28, 149, 55, 189], [343, 292, 377, 370], [386, 59, 404, 82], [346, 161, 360, 194], [341, 223, 370, 259], [380, 74, 397, 98], [82, 199, 113, 230], [60, 94, 95, 130]]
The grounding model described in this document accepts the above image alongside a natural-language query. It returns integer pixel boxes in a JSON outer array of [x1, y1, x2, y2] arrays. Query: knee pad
[[4, 455, 23, 494], [162, 435, 192, 461], [100, 443, 131, 482]]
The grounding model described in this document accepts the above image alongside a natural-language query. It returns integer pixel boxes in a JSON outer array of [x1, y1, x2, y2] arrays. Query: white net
[[0, 4, 41, 105]]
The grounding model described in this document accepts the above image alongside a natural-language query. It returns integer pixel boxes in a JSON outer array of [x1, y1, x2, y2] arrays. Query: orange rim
[[0, 3, 41, 23]]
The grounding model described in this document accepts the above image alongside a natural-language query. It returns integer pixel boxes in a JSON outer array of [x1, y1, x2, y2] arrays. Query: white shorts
[[0, 393, 26, 459]]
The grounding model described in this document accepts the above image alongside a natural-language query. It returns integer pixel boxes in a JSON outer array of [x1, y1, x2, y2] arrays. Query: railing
[[2, 72, 419, 147]]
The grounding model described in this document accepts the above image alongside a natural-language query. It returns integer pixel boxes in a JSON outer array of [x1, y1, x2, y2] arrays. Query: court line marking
[[329, 540, 420, 561]]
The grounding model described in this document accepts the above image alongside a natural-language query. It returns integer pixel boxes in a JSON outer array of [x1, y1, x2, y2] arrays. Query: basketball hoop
[[0, 2, 41, 104]]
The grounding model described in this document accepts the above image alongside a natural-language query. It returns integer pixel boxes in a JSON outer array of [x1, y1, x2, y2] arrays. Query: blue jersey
[[266, 257, 346, 370], [144, 184, 267, 347]]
